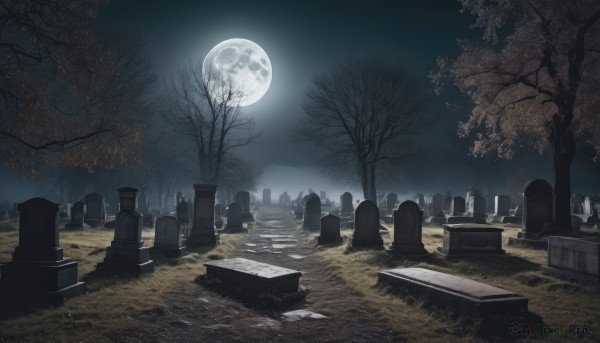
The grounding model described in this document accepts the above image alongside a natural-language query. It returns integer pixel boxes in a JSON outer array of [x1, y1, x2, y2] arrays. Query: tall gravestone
[[389, 200, 427, 255], [494, 195, 510, 217], [317, 214, 342, 244], [0, 198, 85, 311], [352, 200, 383, 249], [84, 193, 105, 226], [224, 202, 244, 232], [187, 184, 220, 247], [176, 199, 190, 224], [263, 188, 271, 205], [303, 194, 321, 230], [152, 216, 185, 257], [468, 195, 487, 224], [65, 201, 86, 230], [443, 192, 453, 212], [451, 196, 465, 216], [583, 196, 594, 215], [518, 179, 553, 239], [340, 192, 353, 216], [234, 191, 254, 222], [96, 188, 154, 275], [386, 193, 398, 215], [431, 193, 444, 216]]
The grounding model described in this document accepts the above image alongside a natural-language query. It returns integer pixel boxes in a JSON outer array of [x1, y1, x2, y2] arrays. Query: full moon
[[202, 38, 272, 107]]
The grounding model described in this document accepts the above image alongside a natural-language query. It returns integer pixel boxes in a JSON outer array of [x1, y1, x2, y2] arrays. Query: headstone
[[317, 214, 342, 244], [234, 191, 254, 222], [494, 195, 510, 217], [224, 202, 244, 232], [65, 201, 86, 230], [450, 196, 465, 216], [96, 188, 154, 275], [583, 196, 594, 215], [83, 193, 105, 226], [440, 224, 505, 256], [320, 191, 327, 203], [542, 236, 600, 284], [187, 184, 220, 247], [468, 195, 487, 224], [152, 216, 185, 257], [389, 200, 427, 255], [340, 192, 353, 216], [0, 198, 85, 311], [302, 194, 321, 230], [518, 179, 553, 239], [352, 200, 383, 249], [431, 193, 444, 216], [263, 188, 271, 205], [176, 200, 190, 224], [386, 192, 398, 215], [443, 192, 453, 212]]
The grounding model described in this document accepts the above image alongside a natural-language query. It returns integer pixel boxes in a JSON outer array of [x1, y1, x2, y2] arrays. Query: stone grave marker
[[152, 216, 185, 257], [303, 194, 321, 230], [187, 184, 220, 247], [389, 200, 427, 255], [494, 195, 510, 217], [451, 196, 465, 216], [518, 179, 553, 239], [583, 196, 594, 215], [468, 195, 487, 224], [96, 188, 154, 275], [0, 198, 86, 311], [352, 200, 383, 249], [235, 190, 254, 222], [83, 193, 105, 226], [340, 192, 353, 216], [443, 192, 452, 212], [542, 236, 600, 284], [386, 192, 398, 215], [317, 214, 342, 244], [263, 188, 271, 205], [440, 223, 505, 256], [224, 202, 244, 232], [431, 193, 444, 216], [65, 201, 86, 230]]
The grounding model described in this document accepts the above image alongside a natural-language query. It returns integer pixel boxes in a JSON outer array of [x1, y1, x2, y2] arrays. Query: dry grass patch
[[315, 222, 600, 342], [0, 225, 241, 342]]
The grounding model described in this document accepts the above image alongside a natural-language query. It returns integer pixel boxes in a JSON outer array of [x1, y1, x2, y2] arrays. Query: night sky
[[1, 0, 599, 202]]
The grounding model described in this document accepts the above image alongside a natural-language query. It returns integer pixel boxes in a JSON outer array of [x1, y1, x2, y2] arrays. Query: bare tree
[[164, 60, 261, 186], [0, 1, 156, 175], [430, 0, 600, 233], [297, 59, 430, 202]]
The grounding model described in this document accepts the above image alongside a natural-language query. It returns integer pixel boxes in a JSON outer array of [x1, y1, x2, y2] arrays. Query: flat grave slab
[[439, 224, 505, 256], [378, 268, 527, 317], [204, 257, 301, 294]]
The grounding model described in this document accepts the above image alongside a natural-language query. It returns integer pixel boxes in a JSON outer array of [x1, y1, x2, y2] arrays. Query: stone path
[[109, 206, 402, 342]]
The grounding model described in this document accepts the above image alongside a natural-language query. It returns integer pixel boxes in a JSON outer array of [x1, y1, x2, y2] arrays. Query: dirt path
[[108, 206, 402, 342]]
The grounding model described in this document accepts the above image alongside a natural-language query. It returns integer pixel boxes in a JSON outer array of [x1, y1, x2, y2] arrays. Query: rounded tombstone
[[303, 194, 321, 230], [522, 179, 553, 237], [352, 200, 383, 248]]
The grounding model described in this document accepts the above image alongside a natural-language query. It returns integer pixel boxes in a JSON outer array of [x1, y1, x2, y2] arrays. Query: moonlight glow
[[202, 38, 272, 107]]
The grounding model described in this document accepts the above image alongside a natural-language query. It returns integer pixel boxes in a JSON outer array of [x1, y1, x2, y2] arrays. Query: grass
[[314, 223, 600, 342], [0, 222, 241, 343]]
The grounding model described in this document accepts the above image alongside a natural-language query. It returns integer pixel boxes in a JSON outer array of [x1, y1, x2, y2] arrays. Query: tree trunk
[[550, 113, 576, 234], [368, 164, 377, 203]]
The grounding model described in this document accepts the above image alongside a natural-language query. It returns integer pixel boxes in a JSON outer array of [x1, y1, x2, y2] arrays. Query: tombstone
[[320, 191, 327, 203], [386, 193, 398, 215], [427, 209, 447, 225], [340, 192, 353, 216], [65, 201, 86, 230], [0, 198, 86, 311], [431, 193, 444, 216], [389, 200, 427, 255], [234, 191, 254, 222], [468, 195, 487, 224], [186, 184, 220, 247], [518, 179, 553, 239], [583, 196, 594, 215], [303, 194, 321, 230], [352, 200, 383, 249], [494, 195, 510, 217], [317, 214, 342, 244], [83, 193, 106, 226], [443, 192, 453, 212], [151, 216, 185, 257], [542, 236, 600, 283], [465, 186, 481, 210], [263, 188, 271, 205], [224, 202, 244, 232], [138, 190, 149, 214], [441, 224, 505, 256], [176, 200, 190, 224], [96, 188, 154, 275], [450, 196, 465, 216]]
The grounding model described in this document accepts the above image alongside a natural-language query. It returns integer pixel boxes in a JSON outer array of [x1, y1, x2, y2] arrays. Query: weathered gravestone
[[224, 202, 244, 232], [447, 196, 476, 223], [263, 188, 271, 205], [96, 188, 154, 275], [303, 194, 321, 230], [494, 195, 510, 217], [542, 236, 600, 284], [431, 193, 444, 217], [386, 192, 398, 215], [468, 195, 487, 224], [187, 184, 220, 247], [84, 193, 105, 226], [317, 214, 343, 244], [443, 192, 453, 212], [440, 224, 505, 256], [234, 191, 254, 222], [388, 200, 427, 255], [65, 201, 86, 230], [176, 199, 190, 224], [518, 179, 553, 239], [352, 200, 383, 249], [151, 216, 185, 257], [0, 198, 86, 311], [340, 192, 354, 216]]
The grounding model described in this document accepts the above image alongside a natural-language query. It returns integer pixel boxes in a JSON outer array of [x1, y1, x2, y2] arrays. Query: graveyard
[[2, 0, 600, 342]]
